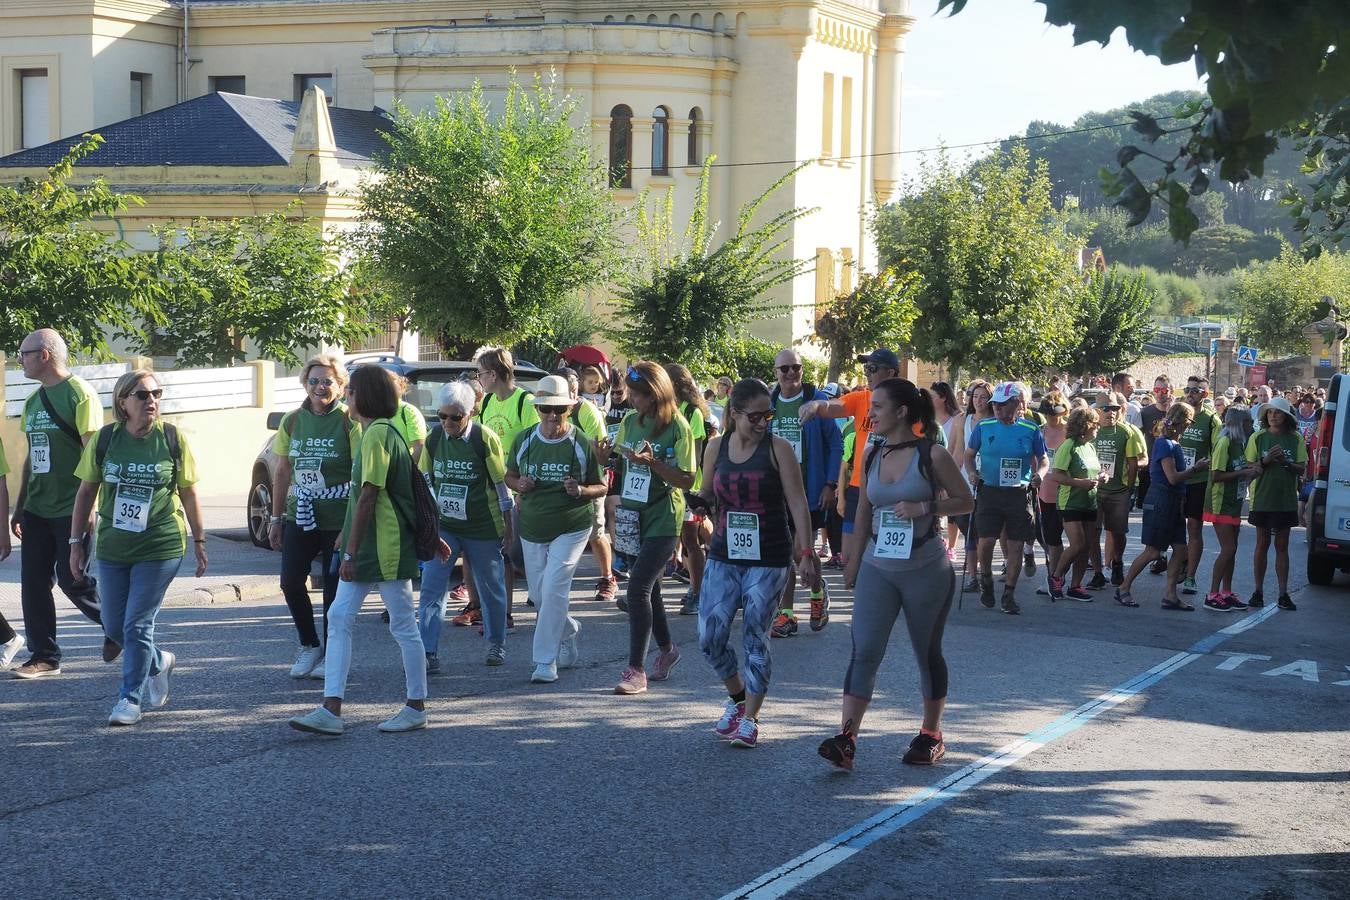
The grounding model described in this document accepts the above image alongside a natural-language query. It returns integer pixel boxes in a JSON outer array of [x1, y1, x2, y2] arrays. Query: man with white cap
[[964, 381, 1047, 614]]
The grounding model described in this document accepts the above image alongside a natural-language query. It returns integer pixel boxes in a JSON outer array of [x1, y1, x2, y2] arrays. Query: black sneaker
[[979, 577, 996, 609], [1087, 571, 1108, 591], [1277, 593, 1297, 611], [1110, 560, 1124, 586], [1248, 590, 1264, 608], [1149, 555, 1169, 576], [1001, 589, 1021, 616], [1023, 552, 1037, 576], [102, 637, 123, 663], [818, 731, 857, 772], [902, 732, 945, 766]]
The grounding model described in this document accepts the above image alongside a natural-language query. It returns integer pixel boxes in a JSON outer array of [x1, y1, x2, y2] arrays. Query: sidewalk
[[0, 495, 280, 627]]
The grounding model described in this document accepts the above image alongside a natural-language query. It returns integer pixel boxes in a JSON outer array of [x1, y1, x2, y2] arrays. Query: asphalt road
[[2, 518, 1348, 899]]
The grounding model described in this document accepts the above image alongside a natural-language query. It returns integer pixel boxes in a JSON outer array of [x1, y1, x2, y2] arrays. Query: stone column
[[1212, 338, 1238, 394], [871, 2, 917, 204]]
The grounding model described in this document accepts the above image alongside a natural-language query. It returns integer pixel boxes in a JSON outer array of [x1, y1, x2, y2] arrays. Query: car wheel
[[248, 469, 273, 549], [1307, 550, 1335, 586]]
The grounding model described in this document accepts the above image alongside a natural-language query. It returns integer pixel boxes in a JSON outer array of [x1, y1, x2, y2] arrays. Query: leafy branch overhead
[[608, 157, 816, 371], [811, 268, 921, 382], [940, 0, 1350, 253]]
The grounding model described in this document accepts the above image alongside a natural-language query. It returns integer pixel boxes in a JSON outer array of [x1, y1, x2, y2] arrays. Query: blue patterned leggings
[[698, 559, 791, 696]]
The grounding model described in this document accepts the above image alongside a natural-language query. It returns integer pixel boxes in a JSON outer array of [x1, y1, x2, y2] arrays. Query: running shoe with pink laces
[[715, 699, 745, 737], [730, 716, 759, 748], [649, 643, 681, 681], [614, 667, 648, 695], [448, 583, 470, 603]]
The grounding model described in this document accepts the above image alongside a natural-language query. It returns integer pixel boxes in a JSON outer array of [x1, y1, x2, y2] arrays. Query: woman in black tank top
[[691, 379, 817, 749]]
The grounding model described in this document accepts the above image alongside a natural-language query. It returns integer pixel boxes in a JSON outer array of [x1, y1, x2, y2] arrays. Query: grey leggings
[[844, 557, 955, 701]]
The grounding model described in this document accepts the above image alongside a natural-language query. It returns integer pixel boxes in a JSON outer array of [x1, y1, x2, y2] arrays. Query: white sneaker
[[377, 705, 428, 733], [0, 633, 23, 670], [307, 659, 326, 681], [530, 662, 558, 683], [558, 618, 581, 669], [146, 650, 175, 709], [289, 646, 323, 679], [108, 698, 142, 726], [288, 706, 344, 736]]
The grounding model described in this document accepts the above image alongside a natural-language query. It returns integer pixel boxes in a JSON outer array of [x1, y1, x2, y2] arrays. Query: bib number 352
[[113, 483, 153, 533]]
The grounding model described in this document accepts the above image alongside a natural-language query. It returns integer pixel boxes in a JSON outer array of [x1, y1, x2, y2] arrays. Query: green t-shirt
[[1244, 429, 1307, 513], [841, 421, 856, 471], [1206, 435, 1248, 518], [419, 422, 508, 539], [679, 402, 707, 491], [772, 392, 807, 469], [1179, 409, 1221, 485], [341, 420, 420, 582], [390, 400, 429, 448], [615, 411, 695, 538], [1053, 439, 1100, 511], [478, 387, 540, 452], [22, 375, 104, 518], [571, 398, 607, 442], [507, 425, 602, 543], [1092, 423, 1147, 493], [74, 422, 199, 563], [271, 403, 361, 531]]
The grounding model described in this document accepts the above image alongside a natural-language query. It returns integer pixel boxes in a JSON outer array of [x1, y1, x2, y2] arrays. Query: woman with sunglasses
[[268, 355, 360, 680], [70, 370, 208, 725], [505, 376, 607, 683], [597, 362, 696, 695], [417, 381, 513, 672], [694, 379, 816, 747]]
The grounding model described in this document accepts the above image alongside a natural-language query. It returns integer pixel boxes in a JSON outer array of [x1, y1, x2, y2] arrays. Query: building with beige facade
[[1, 0, 916, 351]]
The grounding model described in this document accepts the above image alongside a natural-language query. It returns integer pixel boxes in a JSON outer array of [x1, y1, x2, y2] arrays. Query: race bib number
[[1099, 449, 1117, 480], [999, 457, 1023, 487], [874, 511, 913, 560], [1182, 448, 1197, 470], [777, 422, 803, 463], [622, 464, 652, 503], [437, 482, 468, 521], [614, 507, 641, 556], [726, 512, 761, 561], [606, 423, 621, 441], [112, 483, 153, 533], [293, 457, 326, 492], [29, 433, 51, 475]]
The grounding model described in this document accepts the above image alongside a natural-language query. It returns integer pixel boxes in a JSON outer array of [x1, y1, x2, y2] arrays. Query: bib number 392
[[726, 512, 761, 561], [874, 511, 913, 560], [112, 483, 153, 533]]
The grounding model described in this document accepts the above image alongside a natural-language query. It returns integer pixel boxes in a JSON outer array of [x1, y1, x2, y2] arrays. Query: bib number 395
[[112, 483, 153, 533], [726, 512, 761, 561]]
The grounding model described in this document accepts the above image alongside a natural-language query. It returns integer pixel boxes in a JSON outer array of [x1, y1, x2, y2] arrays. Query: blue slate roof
[[0, 92, 391, 168]]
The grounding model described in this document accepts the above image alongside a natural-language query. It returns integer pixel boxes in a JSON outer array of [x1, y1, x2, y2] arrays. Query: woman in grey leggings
[[819, 379, 974, 771]]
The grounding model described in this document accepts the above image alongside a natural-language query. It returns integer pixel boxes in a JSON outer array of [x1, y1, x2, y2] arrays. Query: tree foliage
[[944, 1, 1350, 248], [707, 334, 781, 383], [874, 146, 1081, 379], [810, 268, 921, 381], [0, 136, 160, 358], [356, 74, 622, 349], [138, 212, 378, 368], [1058, 267, 1155, 375], [1235, 247, 1350, 356], [607, 158, 815, 368], [510, 296, 605, 370]]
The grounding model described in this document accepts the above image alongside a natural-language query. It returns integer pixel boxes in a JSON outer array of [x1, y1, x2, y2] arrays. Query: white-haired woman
[[268, 355, 360, 680], [417, 381, 514, 671]]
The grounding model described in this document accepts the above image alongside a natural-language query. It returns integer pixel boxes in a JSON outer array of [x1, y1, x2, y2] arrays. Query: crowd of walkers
[[0, 327, 1310, 771]]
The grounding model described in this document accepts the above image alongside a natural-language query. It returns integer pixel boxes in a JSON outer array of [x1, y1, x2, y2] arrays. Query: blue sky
[[901, 1, 1203, 161]]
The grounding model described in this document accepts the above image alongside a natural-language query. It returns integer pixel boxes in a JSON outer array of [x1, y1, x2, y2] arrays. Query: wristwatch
[[68, 536, 84, 545], [342, 552, 353, 562]]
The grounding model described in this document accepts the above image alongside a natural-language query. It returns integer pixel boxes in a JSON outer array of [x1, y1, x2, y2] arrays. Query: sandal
[[1161, 598, 1195, 611], [1114, 589, 1139, 608]]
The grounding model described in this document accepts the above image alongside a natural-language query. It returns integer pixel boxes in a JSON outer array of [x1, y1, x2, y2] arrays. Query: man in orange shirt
[[799, 347, 901, 543]]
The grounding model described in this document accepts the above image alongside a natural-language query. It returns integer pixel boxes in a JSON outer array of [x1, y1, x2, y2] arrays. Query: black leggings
[[0, 610, 15, 644], [279, 522, 341, 648], [626, 534, 680, 668], [826, 508, 844, 556]]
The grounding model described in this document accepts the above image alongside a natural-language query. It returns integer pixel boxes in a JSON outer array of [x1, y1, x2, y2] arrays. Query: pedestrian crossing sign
[[1237, 345, 1258, 367]]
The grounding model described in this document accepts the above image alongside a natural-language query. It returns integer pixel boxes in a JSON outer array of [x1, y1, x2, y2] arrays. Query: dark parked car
[[245, 356, 548, 547]]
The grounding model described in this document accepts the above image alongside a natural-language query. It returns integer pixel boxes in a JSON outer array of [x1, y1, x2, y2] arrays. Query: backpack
[[383, 423, 440, 562], [426, 421, 491, 479], [479, 388, 529, 423], [96, 423, 182, 487]]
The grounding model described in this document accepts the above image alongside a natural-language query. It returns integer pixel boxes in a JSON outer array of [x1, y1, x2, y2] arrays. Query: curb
[[162, 578, 277, 607]]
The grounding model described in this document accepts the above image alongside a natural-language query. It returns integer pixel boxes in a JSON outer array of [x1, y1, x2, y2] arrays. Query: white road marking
[[1262, 659, 1321, 682], [1215, 651, 1272, 670]]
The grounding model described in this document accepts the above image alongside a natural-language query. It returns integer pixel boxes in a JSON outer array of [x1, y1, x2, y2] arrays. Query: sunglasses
[[777, 364, 802, 374], [1153, 387, 1170, 394], [1183, 387, 1203, 393], [538, 405, 569, 415], [308, 378, 335, 387], [130, 388, 163, 401], [863, 364, 892, 375], [736, 409, 775, 424], [438, 412, 467, 422], [1100, 405, 1121, 412]]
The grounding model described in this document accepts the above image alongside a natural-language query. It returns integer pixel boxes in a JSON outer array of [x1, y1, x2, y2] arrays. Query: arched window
[[609, 104, 633, 188], [652, 106, 670, 176], [691, 13, 703, 28], [603, 15, 615, 23], [669, 14, 681, 26], [647, 14, 658, 24], [687, 107, 703, 165]]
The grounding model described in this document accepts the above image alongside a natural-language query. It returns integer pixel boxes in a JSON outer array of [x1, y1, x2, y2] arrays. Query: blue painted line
[[721, 606, 1282, 900]]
